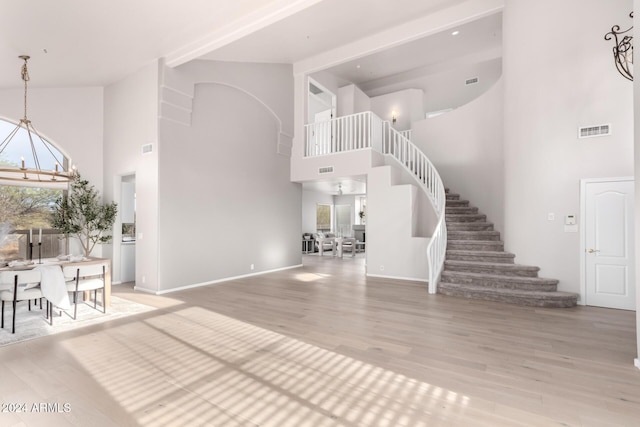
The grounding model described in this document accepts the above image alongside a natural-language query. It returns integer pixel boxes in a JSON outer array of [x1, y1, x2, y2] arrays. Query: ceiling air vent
[[318, 166, 334, 175], [142, 143, 153, 154], [465, 77, 479, 85], [578, 124, 611, 139]]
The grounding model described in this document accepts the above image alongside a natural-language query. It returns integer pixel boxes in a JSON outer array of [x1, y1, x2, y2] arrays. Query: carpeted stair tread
[[447, 230, 501, 241], [446, 206, 479, 214], [447, 240, 504, 251], [445, 214, 487, 223], [446, 250, 516, 263], [444, 260, 539, 277], [446, 199, 470, 207], [446, 193, 461, 201], [437, 283, 578, 308], [441, 270, 558, 291], [447, 222, 495, 231]]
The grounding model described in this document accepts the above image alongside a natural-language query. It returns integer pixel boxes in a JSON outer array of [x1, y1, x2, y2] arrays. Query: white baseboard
[[133, 285, 157, 294], [635, 358, 640, 370], [135, 264, 303, 295], [366, 273, 428, 283]]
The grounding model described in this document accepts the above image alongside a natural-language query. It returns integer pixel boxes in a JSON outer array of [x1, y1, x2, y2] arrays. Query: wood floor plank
[[0, 254, 639, 426]]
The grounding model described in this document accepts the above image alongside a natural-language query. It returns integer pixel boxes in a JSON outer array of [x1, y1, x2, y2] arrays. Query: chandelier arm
[[25, 125, 44, 181], [29, 122, 69, 172], [0, 123, 22, 154]]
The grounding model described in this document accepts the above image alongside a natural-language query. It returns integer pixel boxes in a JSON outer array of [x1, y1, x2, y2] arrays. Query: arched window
[[0, 118, 68, 261]]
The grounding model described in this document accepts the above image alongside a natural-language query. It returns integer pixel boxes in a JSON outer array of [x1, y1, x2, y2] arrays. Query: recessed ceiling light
[[356, 64, 361, 69], [451, 30, 460, 36]]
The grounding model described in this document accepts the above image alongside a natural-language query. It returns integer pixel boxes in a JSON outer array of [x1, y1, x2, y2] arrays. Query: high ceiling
[[0, 0, 497, 89], [323, 12, 502, 94]]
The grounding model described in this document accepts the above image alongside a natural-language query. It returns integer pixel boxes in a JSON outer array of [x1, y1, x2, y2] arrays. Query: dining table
[[0, 257, 112, 309]]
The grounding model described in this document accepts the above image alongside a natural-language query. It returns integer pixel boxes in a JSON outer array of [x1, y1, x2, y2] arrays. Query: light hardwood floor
[[1, 254, 639, 426]]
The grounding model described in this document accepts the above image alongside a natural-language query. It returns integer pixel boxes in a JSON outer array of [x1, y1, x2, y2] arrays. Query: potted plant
[[50, 173, 118, 257]]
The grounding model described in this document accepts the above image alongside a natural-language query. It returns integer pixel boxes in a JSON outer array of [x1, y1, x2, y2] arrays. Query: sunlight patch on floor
[[62, 307, 474, 426], [294, 272, 331, 282]]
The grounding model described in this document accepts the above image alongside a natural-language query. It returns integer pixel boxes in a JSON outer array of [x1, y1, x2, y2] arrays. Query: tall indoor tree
[[51, 173, 118, 257]]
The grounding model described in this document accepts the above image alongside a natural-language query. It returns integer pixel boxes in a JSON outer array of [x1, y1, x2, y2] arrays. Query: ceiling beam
[[165, 0, 323, 68]]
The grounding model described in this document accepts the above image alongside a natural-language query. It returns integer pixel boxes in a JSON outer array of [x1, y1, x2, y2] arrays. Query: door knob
[[588, 249, 600, 253]]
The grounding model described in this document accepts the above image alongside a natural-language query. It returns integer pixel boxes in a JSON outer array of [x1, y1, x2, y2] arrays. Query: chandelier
[[604, 12, 634, 81], [0, 55, 75, 186]]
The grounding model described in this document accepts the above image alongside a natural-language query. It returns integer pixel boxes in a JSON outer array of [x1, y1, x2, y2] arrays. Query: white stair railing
[[400, 129, 413, 141], [382, 122, 447, 293], [304, 111, 446, 292], [305, 112, 384, 156]]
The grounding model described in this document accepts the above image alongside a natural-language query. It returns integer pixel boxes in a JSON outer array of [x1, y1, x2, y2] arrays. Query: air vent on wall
[[578, 124, 611, 138], [318, 166, 334, 175], [141, 143, 153, 154], [465, 77, 479, 85]]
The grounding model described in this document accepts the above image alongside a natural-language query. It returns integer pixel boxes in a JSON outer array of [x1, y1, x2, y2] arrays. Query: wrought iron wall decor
[[604, 12, 634, 81]]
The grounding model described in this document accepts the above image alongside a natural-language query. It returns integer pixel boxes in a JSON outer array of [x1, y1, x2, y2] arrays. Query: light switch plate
[[565, 214, 576, 225]]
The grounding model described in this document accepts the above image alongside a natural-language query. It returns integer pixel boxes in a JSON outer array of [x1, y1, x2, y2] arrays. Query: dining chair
[[62, 262, 107, 320], [0, 270, 44, 334]]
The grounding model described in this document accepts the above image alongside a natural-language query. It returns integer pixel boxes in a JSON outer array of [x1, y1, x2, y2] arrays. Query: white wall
[[158, 61, 301, 291], [370, 89, 424, 131], [503, 0, 634, 296], [337, 84, 371, 117], [353, 86, 372, 115], [423, 58, 501, 114], [633, 0, 640, 369], [367, 165, 428, 281], [302, 190, 334, 234], [414, 79, 504, 234], [0, 86, 104, 256], [103, 61, 160, 289]]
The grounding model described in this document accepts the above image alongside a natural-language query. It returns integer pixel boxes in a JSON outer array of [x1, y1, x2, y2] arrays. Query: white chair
[[0, 270, 44, 334], [314, 233, 335, 256], [63, 262, 107, 320]]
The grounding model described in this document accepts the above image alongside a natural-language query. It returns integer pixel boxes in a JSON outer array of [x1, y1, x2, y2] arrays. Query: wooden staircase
[[438, 190, 578, 308]]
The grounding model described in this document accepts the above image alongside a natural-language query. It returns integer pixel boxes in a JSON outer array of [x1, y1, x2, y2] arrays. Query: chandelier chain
[[21, 56, 30, 121]]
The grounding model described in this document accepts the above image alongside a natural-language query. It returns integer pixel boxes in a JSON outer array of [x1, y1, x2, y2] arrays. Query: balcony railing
[[304, 111, 384, 156]]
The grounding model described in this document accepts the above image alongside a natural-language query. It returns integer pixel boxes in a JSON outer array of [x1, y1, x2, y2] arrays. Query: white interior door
[[584, 178, 635, 310], [314, 109, 332, 155]]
